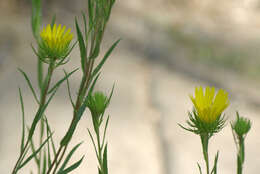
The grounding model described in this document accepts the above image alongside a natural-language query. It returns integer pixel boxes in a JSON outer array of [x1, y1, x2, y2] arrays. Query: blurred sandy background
[[0, 0, 260, 173]]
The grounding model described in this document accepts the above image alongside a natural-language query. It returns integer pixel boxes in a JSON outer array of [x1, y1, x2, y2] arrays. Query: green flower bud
[[232, 112, 251, 137], [87, 91, 108, 118]]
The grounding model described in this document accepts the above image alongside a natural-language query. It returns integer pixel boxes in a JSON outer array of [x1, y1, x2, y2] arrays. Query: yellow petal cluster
[[40, 24, 73, 58], [190, 86, 229, 123]]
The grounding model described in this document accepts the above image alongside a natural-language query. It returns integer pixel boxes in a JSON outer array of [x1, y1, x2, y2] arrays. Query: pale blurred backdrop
[[0, 0, 260, 173]]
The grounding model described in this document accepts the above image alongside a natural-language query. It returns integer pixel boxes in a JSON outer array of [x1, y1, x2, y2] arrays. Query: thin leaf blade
[[58, 142, 83, 172], [58, 156, 84, 174], [91, 39, 120, 80]]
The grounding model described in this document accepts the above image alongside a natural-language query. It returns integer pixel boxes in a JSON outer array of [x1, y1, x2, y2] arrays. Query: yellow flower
[[39, 24, 73, 60], [190, 86, 229, 123]]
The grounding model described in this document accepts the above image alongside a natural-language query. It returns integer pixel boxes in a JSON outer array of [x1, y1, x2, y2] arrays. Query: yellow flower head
[[190, 86, 229, 123], [40, 24, 73, 60]]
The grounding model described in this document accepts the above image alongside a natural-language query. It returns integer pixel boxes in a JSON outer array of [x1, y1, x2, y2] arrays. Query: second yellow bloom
[[190, 86, 229, 123]]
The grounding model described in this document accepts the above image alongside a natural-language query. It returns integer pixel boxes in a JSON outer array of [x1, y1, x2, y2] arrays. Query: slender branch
[[12, 62, 55, 174]]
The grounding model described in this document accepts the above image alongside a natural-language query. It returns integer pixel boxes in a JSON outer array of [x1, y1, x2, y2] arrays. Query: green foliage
[[75, 18, 87, 72], [18, 133, 53, 170], [57, 156, 84, 174], [18, 88, 26, 153], [31, 0, 41, 41], [12, 0, 118, 173], [90, 39, 120, 80], [57, 142, 83, 172]]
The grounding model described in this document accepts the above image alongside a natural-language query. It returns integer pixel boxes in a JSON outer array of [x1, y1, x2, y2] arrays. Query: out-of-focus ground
[[1, 0, 260, 173]]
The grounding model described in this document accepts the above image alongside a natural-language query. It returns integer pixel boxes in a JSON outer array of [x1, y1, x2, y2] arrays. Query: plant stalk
[[237, 136, 245, 174], [12, 62, 55, 174], [201, 134, 210, 174]]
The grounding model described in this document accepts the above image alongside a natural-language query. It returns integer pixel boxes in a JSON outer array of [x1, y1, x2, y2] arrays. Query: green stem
[[200, 134, 210, 174], [46, 56, 94, 173], [52, 145, 68, 174], [237, 137, 245, 174], [37, 117, 45, 174], [46, 146, 64, 174]]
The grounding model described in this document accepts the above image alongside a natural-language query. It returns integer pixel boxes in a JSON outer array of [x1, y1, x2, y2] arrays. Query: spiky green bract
[[179, 109, 226, 137], [232, 112, 251, 138]]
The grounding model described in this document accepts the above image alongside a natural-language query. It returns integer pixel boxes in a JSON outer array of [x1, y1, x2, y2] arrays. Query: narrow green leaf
[[51, 14, 56, 27], [103, 144, 108, 174], [82, 12, 87, 35], [197, 163, 202, 174], [31, 0, 41, 41], [101, 116, 109, 149], [88, 0, 93, 26], [64, 70, 75, 108], [75, 18, 87, 72], [18, 144, 31, 169], [57, 142, 83, 172], [88, 73, 100, 97], [18, 133, 53, 170], [105, 84, 115, 108], [211, 151, 219, 174], [18, 69, 39, 104], [28, 85, 58, 141], [87, 129, 99, 158], [45, 118, 52, 168], [91, 39, 120, 80], [18, 88, 26, 154], [58, 156, 84, 174], [81, 12, 88, 44], [42, 149, 47, 174], [45, 118, 57, 156], [40, 118, 45, 144], [28, 131, 40, 167], [48, 68, 78, 94]]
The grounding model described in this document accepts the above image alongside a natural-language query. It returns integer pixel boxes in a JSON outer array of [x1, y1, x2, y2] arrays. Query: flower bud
[[87, 91, 108, 118], [232, 112, 251, 137]]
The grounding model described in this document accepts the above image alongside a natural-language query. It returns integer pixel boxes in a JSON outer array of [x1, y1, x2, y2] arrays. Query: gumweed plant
[[11, 0, 119, 173], [179, 86, 229, 174], [8, 0, 253, 173]]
